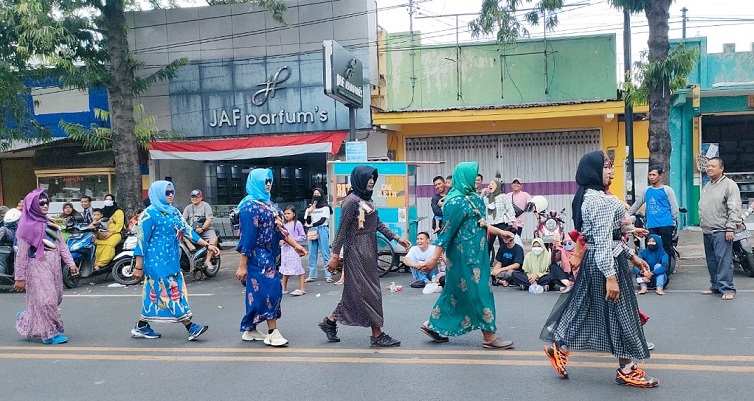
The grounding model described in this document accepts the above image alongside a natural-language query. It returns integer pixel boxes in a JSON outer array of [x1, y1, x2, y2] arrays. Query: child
[[281, 206, 307, 296]]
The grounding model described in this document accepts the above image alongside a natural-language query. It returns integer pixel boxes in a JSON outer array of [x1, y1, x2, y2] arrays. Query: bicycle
[[376, 217, 427, 277]]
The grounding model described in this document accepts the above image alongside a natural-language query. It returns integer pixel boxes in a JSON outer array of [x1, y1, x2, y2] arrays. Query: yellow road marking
[[1, 352, 754, 372]]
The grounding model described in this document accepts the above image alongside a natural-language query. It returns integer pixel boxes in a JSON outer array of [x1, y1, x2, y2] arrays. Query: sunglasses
[[265, 178, 272, 185], [165, 190, 175, 196], [38, 200, 50, 207]]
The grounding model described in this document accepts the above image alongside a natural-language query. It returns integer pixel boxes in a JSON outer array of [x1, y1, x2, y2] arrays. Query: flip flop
[[721, 293, 736, 300], [420, 325, 449, 343], [701, 289, 720, 295]]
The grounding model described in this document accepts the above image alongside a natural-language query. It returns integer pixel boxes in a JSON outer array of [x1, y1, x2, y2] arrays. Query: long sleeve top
[[699, 174, 742, 234], [484, 193, 516, 226], [431, 193, 444, 218], [581, 189, 634, 278], [14, 230, 75, 281]]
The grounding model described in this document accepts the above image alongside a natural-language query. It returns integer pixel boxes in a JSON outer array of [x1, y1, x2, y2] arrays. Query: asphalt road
[[2, 234, 754, 401]]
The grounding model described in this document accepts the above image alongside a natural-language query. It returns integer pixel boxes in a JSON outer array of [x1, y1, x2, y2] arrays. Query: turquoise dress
[[134, 206, 201, 323], [427, 195, 497, 336]]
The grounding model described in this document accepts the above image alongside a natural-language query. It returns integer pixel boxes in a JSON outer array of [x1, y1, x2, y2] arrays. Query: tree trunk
[[645, 0, 672, 184], [103, 1, 141, 217]]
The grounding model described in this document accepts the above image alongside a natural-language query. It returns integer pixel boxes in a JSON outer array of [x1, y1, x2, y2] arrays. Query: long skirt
[[541, 249, 650, 360], [240, 265, 282, 331], [16, 252, 65, 340], [140, 272, 192, 323], [333, 232, 383, 327]]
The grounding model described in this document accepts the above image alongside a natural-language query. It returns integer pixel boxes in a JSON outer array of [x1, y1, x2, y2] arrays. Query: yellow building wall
[[386, 115, 650, 200]]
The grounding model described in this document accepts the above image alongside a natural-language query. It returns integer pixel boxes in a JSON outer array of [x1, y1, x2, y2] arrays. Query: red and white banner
[[149, 132, 346, 161]]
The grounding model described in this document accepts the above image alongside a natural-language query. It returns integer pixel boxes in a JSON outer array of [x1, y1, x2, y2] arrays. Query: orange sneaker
[[615, 365, 659, 388], [543, 343, 569, 379]]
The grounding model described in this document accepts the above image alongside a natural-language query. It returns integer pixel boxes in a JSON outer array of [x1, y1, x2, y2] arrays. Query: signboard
[[692, 85, 701, 114], [323, 40, 364, 108], [345, 141, 367, 162]]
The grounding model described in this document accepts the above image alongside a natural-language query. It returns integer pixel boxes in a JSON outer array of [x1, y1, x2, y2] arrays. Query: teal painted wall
[[385, 34, 618, 111], [673, 37, 754, 89]]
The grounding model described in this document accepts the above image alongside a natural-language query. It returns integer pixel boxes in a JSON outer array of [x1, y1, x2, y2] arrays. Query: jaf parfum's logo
[[251, 66, 292, 106]]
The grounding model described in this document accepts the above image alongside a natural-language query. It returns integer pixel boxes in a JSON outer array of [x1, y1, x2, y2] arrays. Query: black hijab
[[349, 166, 378, 201], [311, 187, 330, 209], [572, 151, 608, 231], [101, 193, 121, 219]]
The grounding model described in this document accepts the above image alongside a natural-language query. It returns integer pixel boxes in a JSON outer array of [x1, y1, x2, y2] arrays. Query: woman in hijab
[[319, 166, 410, 347], [57, 202, 81, 220], [636, 234, 669, 295], [130, 181, 219, 341], [235, 169, 307, 347], [14, 188, 78, 344], [304, 187, 334, 283], [415, 162, 516, 349], [540, 151, 658, 388], [483, 173, 517, 263], [93, 194, 125, 271]]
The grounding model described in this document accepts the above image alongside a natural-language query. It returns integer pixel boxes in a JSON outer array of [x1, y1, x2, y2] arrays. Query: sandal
[[304, 277, 315, 283], [290, 289, 305, 296], [499, 279, 509, 287], [482, 337, 514, 349], [721, 293, 736, 300], [420, 325, 449, 343], [638, 287, 647, 295], [701, 289, 720, 295], [325, 278, 334, 283], [655, 288, 665, 296]]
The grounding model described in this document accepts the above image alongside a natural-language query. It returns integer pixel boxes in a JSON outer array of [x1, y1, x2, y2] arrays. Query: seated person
[[58, 202, 81, 220], [403, 232, 439, 286], [89, 207, 125, 271], [490, 228, 524, 286], [549, 232, 578, 293], [635, 234, 669, 295], [511, 238, 569, 291]]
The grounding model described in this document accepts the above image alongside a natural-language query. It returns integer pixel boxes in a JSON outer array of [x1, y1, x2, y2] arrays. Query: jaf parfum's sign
[[323, 40, 364, 109]]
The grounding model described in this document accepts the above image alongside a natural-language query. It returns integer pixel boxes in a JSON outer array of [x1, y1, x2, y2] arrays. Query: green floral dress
[[427, 195, 497, 336]]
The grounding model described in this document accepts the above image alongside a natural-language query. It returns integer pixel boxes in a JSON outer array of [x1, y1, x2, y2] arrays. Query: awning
[[149, 132, 347, 161]]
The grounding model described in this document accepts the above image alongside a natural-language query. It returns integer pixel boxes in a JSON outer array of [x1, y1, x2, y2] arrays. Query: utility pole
[[623, 8, 635, 205], [681, 7, 688, 40], [408, 0, 416, 94]]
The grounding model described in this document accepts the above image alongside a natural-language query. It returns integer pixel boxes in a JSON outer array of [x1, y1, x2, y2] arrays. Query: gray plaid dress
[[545, 189, 649, 360]]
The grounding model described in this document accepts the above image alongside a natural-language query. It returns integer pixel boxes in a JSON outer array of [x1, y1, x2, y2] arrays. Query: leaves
[[623, 44, 699, 106], [469, 0, 564, 43]]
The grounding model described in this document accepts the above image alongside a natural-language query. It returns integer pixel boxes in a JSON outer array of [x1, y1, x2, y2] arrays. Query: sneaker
[[318, 317, 340, 342], [370, 332, 401, 347], [131, 324, 161, 339], [42, 333, 68, 344], [544, 343, 570, 379], [264, 329, 289, 347], [241, 329, 266, 342], [187, 323, 208, 341], [16, 311, 23, 319], [615, 365, 660, 388]]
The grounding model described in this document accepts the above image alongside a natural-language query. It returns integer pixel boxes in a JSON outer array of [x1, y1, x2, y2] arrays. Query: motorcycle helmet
[[530, 195, 549, 214], [3, 209, 21, 225]]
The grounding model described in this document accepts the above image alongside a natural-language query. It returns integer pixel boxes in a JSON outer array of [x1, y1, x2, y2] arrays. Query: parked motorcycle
[[111, 231, 139, 285], [62, 219, 128, 289], [180, 238, 221, 279], [0, 209, 20, 286], [666, 207, 688, 275], [733, 207, 754, 277], [529, 195, 566, 250]]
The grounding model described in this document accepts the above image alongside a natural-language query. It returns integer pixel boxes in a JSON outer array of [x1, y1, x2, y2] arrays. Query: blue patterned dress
[[135, 206, 201, 323], [237, 199, 286, 331]]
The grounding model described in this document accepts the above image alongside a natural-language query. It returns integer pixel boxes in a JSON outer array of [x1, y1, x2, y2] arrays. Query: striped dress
[[542, 189, 649, 360]]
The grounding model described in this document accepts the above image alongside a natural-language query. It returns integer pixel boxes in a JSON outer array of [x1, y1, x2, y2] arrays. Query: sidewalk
[[676, 228, 705, 260]]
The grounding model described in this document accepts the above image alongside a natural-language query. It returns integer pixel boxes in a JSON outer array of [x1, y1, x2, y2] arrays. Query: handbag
[[307, 229, 319, 241], [511, 194, 524, 217]]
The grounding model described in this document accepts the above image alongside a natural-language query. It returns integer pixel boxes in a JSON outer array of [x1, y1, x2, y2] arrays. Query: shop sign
[[345, 141, 367, 162], [748, 95, 754, 109], [323, 40, 364, 108]]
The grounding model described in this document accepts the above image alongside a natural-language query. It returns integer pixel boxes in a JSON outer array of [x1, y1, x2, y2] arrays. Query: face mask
[[532, 247, 544, 256], [313, 195, 321, 200], [648, 244, 658, 251], [564, 242, 575, 251], [104, 200, 114, 207]]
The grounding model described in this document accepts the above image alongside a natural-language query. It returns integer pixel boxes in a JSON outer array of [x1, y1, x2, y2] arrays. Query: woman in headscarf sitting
[[635, 234, 669, 295], [415, 162, 516, 349], [14, 188, 78, 344], [130, 181, 219, 341], [235, 169, 307, 347], [511, 237, 570, 291], [92, 193, 125, 271], [57, 202, 81, 220], [319, 166, 411, 347], [540, 150, 658, 388]]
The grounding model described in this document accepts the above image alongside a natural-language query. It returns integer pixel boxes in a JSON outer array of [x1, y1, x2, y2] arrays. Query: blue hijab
[[638, 234, 668, 268], [148, 180, 180, 216], [239, 168, 272, 207]]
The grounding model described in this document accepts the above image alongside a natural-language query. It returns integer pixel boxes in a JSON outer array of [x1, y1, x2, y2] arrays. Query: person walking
[[130, 181, 219, 341], [541, 151, 658, 388], [628, 166, 679, 266], [304, 188, 334, 283], [416, 162, 516, 349], [699, 157, 741, 300], [14, 189, 78, 344], [318, 166, 410, 347], [235, 170, 307, 347], [280, 205, 307, 296]]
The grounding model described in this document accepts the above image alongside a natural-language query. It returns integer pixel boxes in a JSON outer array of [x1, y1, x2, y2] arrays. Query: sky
[[375, 0, 754, 73]]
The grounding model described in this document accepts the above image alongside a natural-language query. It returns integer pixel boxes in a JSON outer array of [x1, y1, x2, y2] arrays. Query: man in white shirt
[[402, 232, 439, 285]]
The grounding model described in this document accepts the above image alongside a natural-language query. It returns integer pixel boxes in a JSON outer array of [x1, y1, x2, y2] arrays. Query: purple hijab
[[17, 188, 49, 257]]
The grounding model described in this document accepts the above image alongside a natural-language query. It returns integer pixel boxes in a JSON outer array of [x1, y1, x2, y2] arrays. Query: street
[[2, 230, 754, 400]]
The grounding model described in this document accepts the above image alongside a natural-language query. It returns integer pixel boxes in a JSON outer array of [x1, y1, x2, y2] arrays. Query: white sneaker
[[264, 329, 289, 347], [241, 330, 266, 342]]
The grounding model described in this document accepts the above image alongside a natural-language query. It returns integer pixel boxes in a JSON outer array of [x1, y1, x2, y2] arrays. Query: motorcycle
[[666, 207, 688, 275], [62, 219, 128, 289], [0, 209, 20, 286], [111, 231, 139, 286], [529, 195, 566, 250], [733, 207, 754, 277], [180, 236, 221, 279]]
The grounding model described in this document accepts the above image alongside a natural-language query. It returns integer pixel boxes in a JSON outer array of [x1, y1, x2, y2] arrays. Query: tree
[[472, 0, 698, 184], [1, 0, 286, 215]]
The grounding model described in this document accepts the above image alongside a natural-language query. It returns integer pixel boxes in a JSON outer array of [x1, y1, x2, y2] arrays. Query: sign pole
[[348, 107, 356, 141]]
